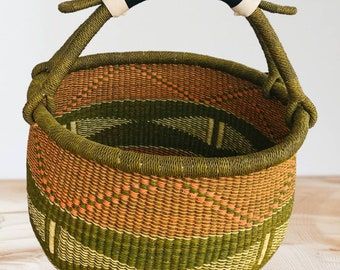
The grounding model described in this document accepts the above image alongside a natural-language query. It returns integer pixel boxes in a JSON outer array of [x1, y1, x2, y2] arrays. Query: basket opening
[[54, 63, 290, 157]]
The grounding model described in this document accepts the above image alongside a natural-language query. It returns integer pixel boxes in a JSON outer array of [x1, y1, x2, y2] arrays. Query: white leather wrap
[[103, 0, 129, 17], [232, 0, 261, 17]]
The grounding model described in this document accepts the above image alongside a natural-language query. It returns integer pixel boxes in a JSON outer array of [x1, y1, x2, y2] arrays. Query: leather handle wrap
[[102, 0, 261, 17], [59, 0, 297, 16]]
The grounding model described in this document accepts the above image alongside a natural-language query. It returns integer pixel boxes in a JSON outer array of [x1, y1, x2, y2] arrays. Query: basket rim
[[32, 51, 310, 178]]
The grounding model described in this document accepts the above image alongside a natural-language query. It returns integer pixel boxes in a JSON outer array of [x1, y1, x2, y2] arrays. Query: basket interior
[[54, 63, 290, 157]]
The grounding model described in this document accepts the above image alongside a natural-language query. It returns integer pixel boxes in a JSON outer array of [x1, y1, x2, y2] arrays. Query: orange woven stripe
[[54, 64, 289, 142], [28, 125, 296, 238]]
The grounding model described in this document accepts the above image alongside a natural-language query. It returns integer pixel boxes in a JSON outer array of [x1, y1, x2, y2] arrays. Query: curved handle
[[247, 9, 317, 128], [23, 1, 317, 129]]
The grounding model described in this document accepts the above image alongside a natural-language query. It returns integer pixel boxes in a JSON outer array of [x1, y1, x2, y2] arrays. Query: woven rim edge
[[32, 51, 308, 178]]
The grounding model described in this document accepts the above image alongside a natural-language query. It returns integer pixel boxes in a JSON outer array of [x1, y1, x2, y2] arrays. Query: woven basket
[[23, 1, 317, 269]]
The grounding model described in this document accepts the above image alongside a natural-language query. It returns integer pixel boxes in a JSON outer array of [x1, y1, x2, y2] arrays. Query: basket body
[[27, 56, 297, 270]]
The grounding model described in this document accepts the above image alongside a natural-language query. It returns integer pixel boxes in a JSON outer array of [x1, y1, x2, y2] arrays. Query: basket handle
[[23, 1, 317, 129]]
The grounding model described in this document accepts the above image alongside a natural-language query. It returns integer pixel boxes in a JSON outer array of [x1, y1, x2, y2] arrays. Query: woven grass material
[[23, 2, 317, 270]]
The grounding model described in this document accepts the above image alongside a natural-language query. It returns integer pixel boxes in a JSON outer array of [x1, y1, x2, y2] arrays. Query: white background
[[0, 0, 339, 179]]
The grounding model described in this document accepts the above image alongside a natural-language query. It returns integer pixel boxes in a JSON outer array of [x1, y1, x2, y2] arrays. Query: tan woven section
[[28, 198, 46, 242], [54, 64, 289, 143], [195, 242, 262, 270], [265, 220, 289, 260], [28, 124, 296, 238]]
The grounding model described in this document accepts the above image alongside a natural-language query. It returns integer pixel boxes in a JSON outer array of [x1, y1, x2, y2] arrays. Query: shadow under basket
[[24, 4, 317, 270]]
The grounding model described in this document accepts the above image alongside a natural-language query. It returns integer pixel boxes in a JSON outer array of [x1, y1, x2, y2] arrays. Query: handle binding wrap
[[231, 0, 261, 16], [102, 0, 261, 17], [102, 0, 129, 16], [59, 0, 297, 16]]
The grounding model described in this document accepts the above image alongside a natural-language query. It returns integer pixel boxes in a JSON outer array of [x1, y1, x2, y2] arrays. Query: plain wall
[[0, 0, 339, 179]]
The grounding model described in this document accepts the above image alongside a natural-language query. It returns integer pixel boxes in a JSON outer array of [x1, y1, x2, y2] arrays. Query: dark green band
[[27, 168, 293, 270]]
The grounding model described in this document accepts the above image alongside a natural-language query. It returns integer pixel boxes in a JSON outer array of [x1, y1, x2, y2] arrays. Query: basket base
[[27, 170, 292, 270]]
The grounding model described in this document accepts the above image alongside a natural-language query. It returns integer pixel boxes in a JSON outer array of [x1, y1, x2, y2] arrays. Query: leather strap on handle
[[58, 0, 297, 15], [23, 1, 317, 130], [101, 0, 261, 17]]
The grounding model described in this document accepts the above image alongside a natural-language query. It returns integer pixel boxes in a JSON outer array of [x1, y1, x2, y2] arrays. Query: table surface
[[0, 177, 340, 270]]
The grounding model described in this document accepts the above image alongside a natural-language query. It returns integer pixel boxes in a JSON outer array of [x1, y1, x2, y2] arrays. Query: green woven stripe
[[30, 217, 287, 270], [28, 168, 293, 270], [220, 124, 256, 154], [88, 121, 241, 157], [56, 100, 274, 152], [67, 116, 256, 156]]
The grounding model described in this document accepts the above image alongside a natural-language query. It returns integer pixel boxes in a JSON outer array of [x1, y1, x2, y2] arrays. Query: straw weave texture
[[27, 62, 296, 269]]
